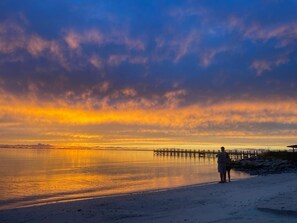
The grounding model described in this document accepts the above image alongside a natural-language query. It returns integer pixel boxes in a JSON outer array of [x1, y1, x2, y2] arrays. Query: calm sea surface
[[0, 148, 249, 210]]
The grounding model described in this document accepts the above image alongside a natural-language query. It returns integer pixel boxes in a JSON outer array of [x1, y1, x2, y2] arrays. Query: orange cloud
[[0, 94, 296, 148], [1, 95, 297, 127], [89, 54, 103, 69], [64, 31, 80, 49], [250, 54, 289, 75], [64, 29, 103, 49]]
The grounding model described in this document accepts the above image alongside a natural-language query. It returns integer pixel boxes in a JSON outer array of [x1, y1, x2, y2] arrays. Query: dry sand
[[1, 173, 297, 223]]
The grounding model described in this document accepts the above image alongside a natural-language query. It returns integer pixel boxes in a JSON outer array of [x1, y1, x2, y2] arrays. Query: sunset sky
[[0, 0, 296, 149]]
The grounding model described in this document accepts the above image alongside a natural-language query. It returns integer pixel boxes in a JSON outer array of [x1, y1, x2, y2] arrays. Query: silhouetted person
[[226, 152, 232, 182], [217, 146, 228, 183]]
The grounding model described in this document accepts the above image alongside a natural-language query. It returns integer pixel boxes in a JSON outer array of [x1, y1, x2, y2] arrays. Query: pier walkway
[[153, 148, 266, 160]]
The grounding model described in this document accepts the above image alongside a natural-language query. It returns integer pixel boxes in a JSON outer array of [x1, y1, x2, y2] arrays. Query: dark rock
[[232, 157, 297, 175]]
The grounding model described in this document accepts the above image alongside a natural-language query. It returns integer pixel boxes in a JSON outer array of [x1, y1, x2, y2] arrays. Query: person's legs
[[223, 171, 226, 182], [219, 172, 224, 182], [227, 170, 231, 182]]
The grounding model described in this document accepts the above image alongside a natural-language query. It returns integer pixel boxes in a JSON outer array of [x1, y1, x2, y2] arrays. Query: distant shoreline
[[0, 146, 292, 152], [0, 146, 155, 152]]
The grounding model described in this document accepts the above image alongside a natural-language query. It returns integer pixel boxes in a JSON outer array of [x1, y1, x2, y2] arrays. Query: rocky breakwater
[[232, 156, 297, 175]]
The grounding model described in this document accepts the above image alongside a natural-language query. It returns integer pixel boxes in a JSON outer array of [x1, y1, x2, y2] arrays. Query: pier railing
[[153, 148, 267, 159]]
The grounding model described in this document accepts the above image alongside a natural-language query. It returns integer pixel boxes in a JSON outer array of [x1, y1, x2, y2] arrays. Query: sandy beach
[[1, 173, 297, 223]]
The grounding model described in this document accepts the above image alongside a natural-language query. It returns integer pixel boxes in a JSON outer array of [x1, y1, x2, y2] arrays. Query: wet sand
[[1, 173, 297, 223]]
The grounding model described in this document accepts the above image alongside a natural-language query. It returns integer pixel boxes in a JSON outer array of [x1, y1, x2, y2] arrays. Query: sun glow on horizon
[[0, 94, 296, 150]]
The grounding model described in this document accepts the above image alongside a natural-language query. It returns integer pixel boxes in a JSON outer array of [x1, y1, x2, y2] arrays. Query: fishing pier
[[153, 148, 265, 160]]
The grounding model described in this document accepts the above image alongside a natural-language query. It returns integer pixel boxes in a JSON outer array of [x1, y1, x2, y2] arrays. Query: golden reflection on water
[[0, 148, 249, 209]]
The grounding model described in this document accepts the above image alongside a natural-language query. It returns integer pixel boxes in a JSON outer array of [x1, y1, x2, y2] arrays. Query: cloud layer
[[0, 0, 296, 148]]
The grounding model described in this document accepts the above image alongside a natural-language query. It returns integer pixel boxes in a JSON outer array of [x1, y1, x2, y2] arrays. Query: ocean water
[[0, 148, 249, 210]]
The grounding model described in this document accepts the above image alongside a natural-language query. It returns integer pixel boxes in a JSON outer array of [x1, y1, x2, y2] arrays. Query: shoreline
[[0, 177, 248, 211], [1, 173, 297, 223]]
